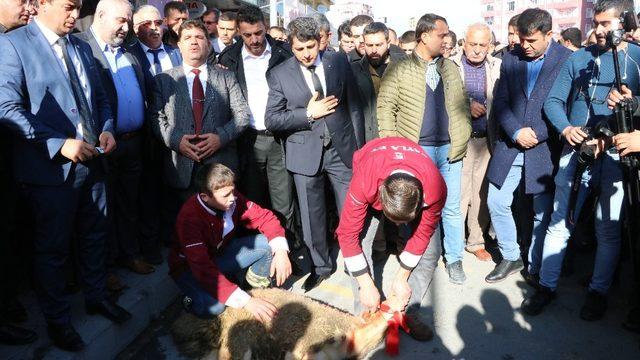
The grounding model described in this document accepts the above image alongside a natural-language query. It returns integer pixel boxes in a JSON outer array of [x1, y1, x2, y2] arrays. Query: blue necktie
[[147, 48, 163, 75]]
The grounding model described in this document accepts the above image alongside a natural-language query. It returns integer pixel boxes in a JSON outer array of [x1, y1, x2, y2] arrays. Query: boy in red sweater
[[336, 137, 447, 341], [169, 163, 292, 322]]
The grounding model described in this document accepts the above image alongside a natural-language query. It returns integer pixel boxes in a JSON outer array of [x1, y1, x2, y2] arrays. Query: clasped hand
[[179, 133, 221, 162]]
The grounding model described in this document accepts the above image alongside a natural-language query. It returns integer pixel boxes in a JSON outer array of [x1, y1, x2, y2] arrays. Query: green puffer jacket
[[377, 53, 471, 162]]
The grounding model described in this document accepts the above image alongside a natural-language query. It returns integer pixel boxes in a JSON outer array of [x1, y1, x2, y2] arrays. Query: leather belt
[[117, 130, 142, 140], [470, 130, 487, 138]]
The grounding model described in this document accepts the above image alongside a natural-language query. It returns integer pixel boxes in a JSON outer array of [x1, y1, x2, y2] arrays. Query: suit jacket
[[487, 41, 571, 194], [127, 40, 182, 98], [75, 31, 147, 129], [216, 34, 292, 100], [351, 51, 405, 142], [265, 51, 364, 176], [150, 64, 250, 189], [0, 22, 114, 186]]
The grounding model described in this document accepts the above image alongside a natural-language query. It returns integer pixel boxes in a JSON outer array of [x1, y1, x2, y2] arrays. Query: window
[[485, 16, 494, 25], [586, 8, 594, 18], [508, 1, 515, 11], [487, 4, 494, 11]]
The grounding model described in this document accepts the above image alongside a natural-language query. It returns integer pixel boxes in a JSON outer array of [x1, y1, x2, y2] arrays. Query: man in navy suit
[[485, 8, 571, 284], [0, 0, 131, 351], [129, 4, 182, 256], [265, 17, 364, 291]]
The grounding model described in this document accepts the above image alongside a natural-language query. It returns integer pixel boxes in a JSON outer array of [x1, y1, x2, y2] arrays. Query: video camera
[[607, 10, 639, 47]]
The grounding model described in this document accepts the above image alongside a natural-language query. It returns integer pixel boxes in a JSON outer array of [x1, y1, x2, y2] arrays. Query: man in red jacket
[[336, 137, 446, 341], [169, 163, 292, 322]]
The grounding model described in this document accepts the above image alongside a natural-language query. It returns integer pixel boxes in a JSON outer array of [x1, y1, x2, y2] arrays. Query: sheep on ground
[[171, 288, 390, 359]]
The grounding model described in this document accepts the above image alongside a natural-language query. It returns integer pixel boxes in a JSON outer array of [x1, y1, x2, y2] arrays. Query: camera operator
[[521, 0, 640, 321]]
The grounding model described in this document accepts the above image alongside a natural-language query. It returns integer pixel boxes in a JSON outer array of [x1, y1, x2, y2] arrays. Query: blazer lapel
[[518, 56, 528, 97], [530, 42, 560, 99], [290, 58, 312, 100], [175, 67, 195, 131], [323, 55, 337, 97], [202, 67, 216, 120], [27, 23, 74, 102]]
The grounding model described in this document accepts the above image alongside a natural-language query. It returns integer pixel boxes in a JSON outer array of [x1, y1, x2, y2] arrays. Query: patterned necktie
[[308, 65, 331, 146], [57, 37, 97, 145], [191, 69, 204, 134], [147, 48, 163, 75]]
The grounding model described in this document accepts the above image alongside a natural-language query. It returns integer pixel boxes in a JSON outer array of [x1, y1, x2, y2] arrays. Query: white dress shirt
[[242, 43, 272, 130], [212, 37, 235, 54], [35, 18, 91, 139], [140, 42, 175, 75], [182, 63, 208, 101], [299, 56, 327, 97]]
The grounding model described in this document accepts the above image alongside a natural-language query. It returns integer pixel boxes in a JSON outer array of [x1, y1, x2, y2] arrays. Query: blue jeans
[[487, 153, 553, 265], [175, 234, 272, 317], [421, 144, 463, 264], [540, 149, 623, 293]]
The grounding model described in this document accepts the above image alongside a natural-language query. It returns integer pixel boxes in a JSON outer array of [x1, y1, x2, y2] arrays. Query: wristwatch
[[306, 110, 314, 126]]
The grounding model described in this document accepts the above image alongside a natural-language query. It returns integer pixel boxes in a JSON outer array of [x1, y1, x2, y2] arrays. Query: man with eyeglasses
[[201, 8, 220, 39], [523, 0, 640, 321], [128, 4, 182, 262]]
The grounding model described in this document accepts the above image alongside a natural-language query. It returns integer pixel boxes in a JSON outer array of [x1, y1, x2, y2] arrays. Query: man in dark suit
[[0, 0, 131, 351], [265, 17, 364, 291], [351, 21, 404, 143], [76, 0, 154, 276], [150, 20, 250, 238], [485, 8, 571, 283], [216, 5, 298, 251], [129, 4, 182, 256], [0, 0, 38, 347]]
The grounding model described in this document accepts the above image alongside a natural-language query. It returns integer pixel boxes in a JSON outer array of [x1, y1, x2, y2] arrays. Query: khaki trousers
[[460, 137, 491, 251]]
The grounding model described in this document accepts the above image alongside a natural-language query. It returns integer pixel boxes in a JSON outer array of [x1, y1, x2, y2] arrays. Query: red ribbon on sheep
[[379, 303, 410, 356]]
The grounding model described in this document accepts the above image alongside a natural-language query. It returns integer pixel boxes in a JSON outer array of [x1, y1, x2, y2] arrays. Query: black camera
[[607, 10, 639, 47]]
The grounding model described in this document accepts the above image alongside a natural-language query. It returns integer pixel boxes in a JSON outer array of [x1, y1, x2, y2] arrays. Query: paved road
[[120, 244, 640, 360]]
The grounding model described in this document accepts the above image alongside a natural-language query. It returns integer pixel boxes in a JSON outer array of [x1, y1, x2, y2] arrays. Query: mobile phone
[[95, 146, 105, 154]]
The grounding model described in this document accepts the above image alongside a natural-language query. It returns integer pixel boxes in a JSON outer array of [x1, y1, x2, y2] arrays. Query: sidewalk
[[120, 244, 640, 359]]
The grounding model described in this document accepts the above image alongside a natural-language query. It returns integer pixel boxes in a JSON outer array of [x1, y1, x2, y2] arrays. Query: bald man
[[76, 0, 154, 277], [450, 23, 501, 263]]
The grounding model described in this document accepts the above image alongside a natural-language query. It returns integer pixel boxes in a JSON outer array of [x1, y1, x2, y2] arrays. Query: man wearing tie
[[0, 0, 130, 351], [129, 4, 181, 255], [150, 20, 250, 236], [76, 0, 154, 276], [265, 17, 364, 291]]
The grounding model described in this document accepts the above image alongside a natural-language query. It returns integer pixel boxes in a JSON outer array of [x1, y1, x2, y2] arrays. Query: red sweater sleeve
[[236, 193, 286, 240], [175, 207, 239, 303]]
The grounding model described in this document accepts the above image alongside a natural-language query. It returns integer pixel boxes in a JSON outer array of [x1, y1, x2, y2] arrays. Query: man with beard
[[493, 14, 520, 58], [348, 14, 406, 64], [0, 0, 39, 346], [523, 0, 640, 321], [76, 0, 153, 277], [162, 1, 188, 48], [351, 22, 405, 143]]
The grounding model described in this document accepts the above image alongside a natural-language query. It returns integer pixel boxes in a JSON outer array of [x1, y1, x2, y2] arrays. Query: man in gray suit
[[150, 20, 249, 229], [265, 17, 364, 291]]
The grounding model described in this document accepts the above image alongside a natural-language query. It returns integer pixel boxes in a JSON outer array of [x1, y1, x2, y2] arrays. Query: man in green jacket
[[377, 13, 471, 285]]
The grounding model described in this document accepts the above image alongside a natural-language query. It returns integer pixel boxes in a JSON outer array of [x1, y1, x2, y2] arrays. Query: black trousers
[[106, 135, 143, 263], [239, 132, 298, 244], [292, 146, 352, 275], [21, 160, 108, 325]]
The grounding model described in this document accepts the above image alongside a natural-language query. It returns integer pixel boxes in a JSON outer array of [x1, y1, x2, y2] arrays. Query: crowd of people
[[1, 0, 640, 353]]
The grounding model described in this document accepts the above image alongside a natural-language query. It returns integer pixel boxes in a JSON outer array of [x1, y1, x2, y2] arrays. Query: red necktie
[[191, 68, 204, 134]]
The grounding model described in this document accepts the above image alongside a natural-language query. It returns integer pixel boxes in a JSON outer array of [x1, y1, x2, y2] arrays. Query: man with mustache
[[0, 0, 40, 347], [76, 0, 154, 278], [128, 4, 182, 261], [150, 20, 250, 242], [216, 5, 300, 259], [0, 0, 128, 351], [351, 22, 405, 143]]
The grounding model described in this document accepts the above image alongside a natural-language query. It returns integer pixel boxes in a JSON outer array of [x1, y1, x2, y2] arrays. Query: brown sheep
[[171, 288, 390, 359]]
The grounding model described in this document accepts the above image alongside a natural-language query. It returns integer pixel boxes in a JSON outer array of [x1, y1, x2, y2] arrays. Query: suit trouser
[[106, 135, 143, 263], [240, 132, 297, 244], [0, 158, 20, 304], [21, 160, 108, 325], [138, 135, 165, 255], [293, 146, 352, 275], [460, 137, 491, 251], [349, 211, 441, 315]]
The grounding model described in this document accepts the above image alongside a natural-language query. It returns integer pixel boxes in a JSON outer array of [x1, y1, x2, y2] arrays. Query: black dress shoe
[[520, 269, 540, 289], [521, 285, 556, 316], [1, 298, 28, 323], [302, 272, 331, 292], [580, 290, 607, 321], [0, 323, 37, 345], [47, 323, 85, 352], [86, 300, 132, 324], [485, 258, 524, 283]]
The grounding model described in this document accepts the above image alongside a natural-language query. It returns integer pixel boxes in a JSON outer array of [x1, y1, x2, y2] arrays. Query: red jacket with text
[[169, 193, 287, 307], [336, 137, 446, 274]]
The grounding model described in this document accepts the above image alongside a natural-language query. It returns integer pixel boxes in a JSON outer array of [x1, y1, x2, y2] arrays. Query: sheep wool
[[171, 288, 389, 359]]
